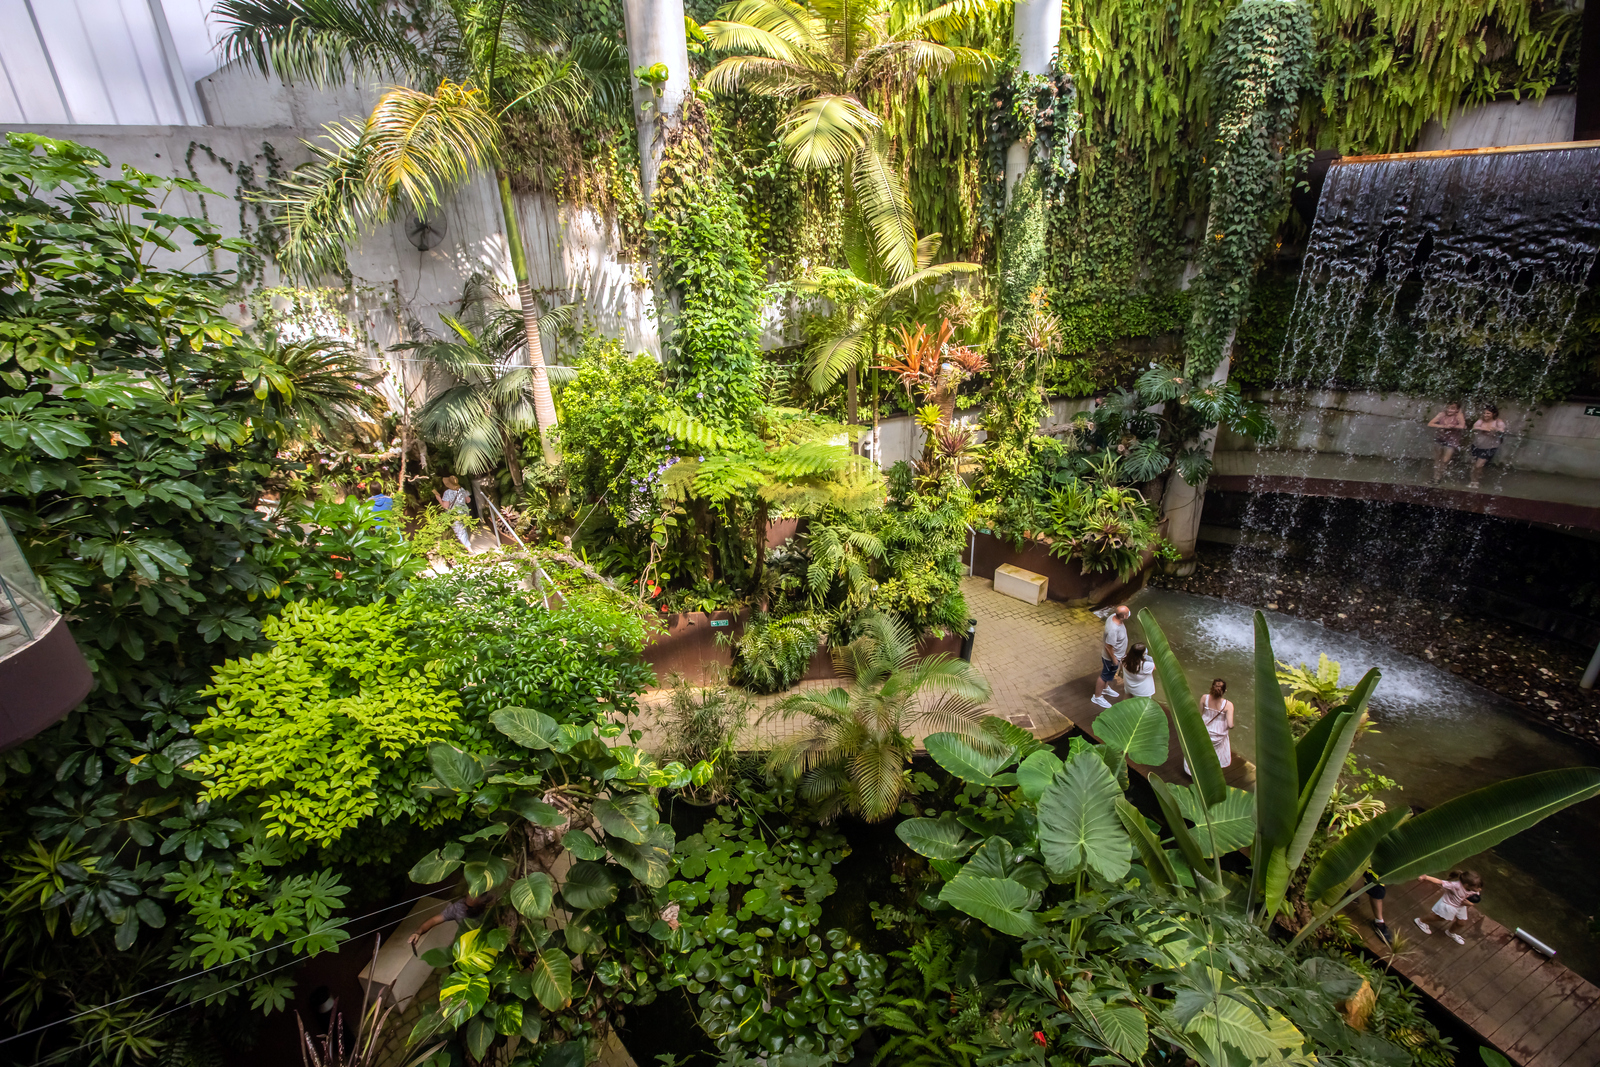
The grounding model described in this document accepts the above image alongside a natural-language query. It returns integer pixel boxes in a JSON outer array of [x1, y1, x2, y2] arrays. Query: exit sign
[[1588, 405, 1600, 416]]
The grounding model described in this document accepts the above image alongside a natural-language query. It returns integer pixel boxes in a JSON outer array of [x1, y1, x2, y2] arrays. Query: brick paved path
[[631, 576, 1105, 752]]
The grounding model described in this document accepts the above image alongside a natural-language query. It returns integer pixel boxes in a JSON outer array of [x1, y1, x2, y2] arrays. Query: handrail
[[1332, 139, 1600, 164]]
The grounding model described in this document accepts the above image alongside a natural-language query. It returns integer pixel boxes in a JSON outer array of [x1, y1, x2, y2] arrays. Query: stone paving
[[631, 575, 1107, 752]]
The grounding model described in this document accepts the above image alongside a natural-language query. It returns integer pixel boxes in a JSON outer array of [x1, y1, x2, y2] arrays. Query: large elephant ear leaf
[[607, 823, 675, 887], [592, 794, 657, 844], [938, 869, 1044, 938], [1373, 767, 1600, 883], [924, 732, 1017, 785], [429, 744, 485, 793], [1016, 749, 1065, 802], [1037, 749, 1129, 882], [1094, 697, 1169, 765], [491, 707, 563, 750], [1139, 609, 1225, 806], [896, 814, 978, 860]]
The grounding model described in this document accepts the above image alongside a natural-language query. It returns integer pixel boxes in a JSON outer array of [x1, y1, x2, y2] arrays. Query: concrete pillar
[[1162, 338, 1233, 572], [1005, 0, 1063, 202], [622, 0, 692, 204]]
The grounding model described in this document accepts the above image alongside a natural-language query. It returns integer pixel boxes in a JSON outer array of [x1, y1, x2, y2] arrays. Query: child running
[[1413, 870, 1483, 945]]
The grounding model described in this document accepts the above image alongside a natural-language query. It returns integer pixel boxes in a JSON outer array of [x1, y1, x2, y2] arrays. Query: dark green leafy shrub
[[729, 613, 821, 694]]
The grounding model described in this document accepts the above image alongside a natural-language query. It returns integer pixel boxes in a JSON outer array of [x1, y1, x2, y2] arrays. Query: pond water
[[1126, 587, 1600, 982]]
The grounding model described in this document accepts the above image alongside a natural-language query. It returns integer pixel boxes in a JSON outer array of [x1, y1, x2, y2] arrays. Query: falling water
[[1229, 146, 1600, 593]]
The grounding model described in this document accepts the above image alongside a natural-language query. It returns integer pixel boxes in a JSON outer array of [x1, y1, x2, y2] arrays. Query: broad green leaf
[[540, 1041, 586, 1067], [981, 716, 1044, 760], [1016, 749, 1064, 802], [1094, 697, 1169, 766], [1139, 609, 1225, 806], [1287, 706, 1363, 870], [511, 795, 567, 827], [564, 910, 604, 954], [607, 823, 675, 887], [428, 744, 484, 793], [562, 829, 607, 860], [1173, 785, 1256, 857], [1149, 773, 1211, 879], [1305, 807, 1408, 903], [466, 1015, 494, 1059], [1374, 767, 1600, 883], [1261, 846, 1290, 920], [938, 871, 1043, 938], [528, 948, 573, 1010], [561, 860, 620, 909], [1038, 749, 1129, 882], [439, 969, 489, 1016], [462, 854, 510, 896], [896, 815, 978, 860], [509, 873, 555, 919], [1187, 999, 1304, 1061], [491, 706, 563, 750], [592, 794, 657, 844], [1253, 611, 1298, 852], [409, 842, 464, 884], [924, 732, 1016, 785], [964, 835, 1019, 879]]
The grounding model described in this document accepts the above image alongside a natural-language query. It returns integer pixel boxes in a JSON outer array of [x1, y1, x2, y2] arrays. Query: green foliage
[[987, 169, 1052, 449], [730, 613, 823, 694], [1044, 477, 1170, 581], [659, 672, 752, 802], [193, 599, 463, 843], [558, 338, 670, 524], [649, 106, 764, 429], [655, 788, 887, 1063]]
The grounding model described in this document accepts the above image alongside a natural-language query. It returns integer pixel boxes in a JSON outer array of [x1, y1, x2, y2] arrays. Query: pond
[[1126, 586, 1600, 982]]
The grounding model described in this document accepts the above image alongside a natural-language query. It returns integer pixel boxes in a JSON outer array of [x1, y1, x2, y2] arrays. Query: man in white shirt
[[1092, 605, 1130, 708]]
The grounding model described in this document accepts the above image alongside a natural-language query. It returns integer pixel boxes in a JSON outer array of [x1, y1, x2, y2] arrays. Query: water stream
[[1127, 587, 1600, 982]]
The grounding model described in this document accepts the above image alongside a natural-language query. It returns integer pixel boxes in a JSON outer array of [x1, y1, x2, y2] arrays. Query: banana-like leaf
[[924, 732, 1015, 785], [1373, 767, 1600, 883], [1149, 773, 1210, 878], [1173, 785, 1256, 857], [1117, 797, 1177, 888], [1253, 612, 1298, 852], [1286, 708, 1363, 871], [896, 814, 978, 860], [1095, 697, 1170, 766], [1139, 610, 1225, 806], [1305, 807, 1408, 903], [1294, 705, 1343, 788]]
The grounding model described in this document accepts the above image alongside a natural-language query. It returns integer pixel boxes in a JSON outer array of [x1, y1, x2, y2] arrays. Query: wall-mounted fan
[[406, 211, 449, 251]]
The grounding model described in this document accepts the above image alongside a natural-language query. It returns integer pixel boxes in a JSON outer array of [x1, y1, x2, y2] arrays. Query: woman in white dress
[[1183, 677, 1234, 774], [1121, 644, 1156, 699]]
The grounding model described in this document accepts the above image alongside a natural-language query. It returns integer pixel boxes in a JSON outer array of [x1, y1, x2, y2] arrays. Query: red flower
[[333, 571, 344, 580], [1033, 1032, 1047, 1047]]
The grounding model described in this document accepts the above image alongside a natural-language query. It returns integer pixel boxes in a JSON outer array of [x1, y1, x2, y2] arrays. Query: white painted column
[[1161, 337, 1234, 572], [1005, 0, 1063, 202], [622, 0, 692, 204]]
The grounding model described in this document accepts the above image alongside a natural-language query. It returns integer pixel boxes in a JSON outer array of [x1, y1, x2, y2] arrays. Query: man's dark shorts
[[1101, 658, 1118, 683], [1363, 871, 1385, 899]]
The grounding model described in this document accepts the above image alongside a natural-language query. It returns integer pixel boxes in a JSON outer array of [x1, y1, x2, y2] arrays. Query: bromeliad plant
[[404, 706, 713, 1064]]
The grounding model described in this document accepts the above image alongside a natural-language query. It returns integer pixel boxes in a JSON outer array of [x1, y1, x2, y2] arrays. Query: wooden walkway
[[1350, 879, 1600, 1067], [1048, 684, 1600, 1067]]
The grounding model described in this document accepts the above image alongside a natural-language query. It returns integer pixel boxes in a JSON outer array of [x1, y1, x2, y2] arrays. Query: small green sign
[[1586, 404, 1600, 417], [710, 619, 730, 627]]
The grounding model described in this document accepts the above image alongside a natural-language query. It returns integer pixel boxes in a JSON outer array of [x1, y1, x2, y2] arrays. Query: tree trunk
[[496, 170, 559, 464], [1161, 341, 1233, 571], [622, 0, 691, 203]]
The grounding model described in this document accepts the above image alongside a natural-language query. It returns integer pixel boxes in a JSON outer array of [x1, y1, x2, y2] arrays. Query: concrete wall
[[1217, 389, 1600, 479], [1415, 95, 1578, 152]]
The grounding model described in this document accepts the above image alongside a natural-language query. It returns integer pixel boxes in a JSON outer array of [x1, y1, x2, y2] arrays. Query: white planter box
[[994, 563, 1048, 605]]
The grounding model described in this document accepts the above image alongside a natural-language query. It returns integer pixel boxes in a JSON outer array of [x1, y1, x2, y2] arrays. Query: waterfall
[[1280, 146, 1600, 399], [1221, 146, 1600, 602]]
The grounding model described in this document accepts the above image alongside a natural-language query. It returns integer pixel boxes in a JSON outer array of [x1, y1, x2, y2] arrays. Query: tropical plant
[[659, 670, 752, 802], [399, 302, 572, 486], [215, 0, 628, 461], [1045, 475, 1170, 582], [763, 612, 992, 820], [701, 0, 998, 282], [237, 331, 387, 445], [1278, 653, 1357, 714], [728, 613, 823, 694], [879, 317, 989, 428]]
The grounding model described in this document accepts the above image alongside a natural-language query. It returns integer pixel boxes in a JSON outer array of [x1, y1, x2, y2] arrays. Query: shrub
[[729, 613, 821, 694]]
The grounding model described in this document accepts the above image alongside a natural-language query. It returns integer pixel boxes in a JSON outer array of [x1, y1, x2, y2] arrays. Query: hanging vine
[[982, 57, 1081, 230]]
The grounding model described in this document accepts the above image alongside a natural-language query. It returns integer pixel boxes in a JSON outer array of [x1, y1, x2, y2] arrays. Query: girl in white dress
[[1184, 678, 1234, 774]]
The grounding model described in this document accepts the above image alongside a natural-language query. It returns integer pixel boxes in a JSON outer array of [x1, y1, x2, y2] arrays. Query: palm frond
[[805, 326, 872, 393], [702, 55, 825, 98], [779, 94, 880, 169], [707, 0, 823, 51], [267, 121, 391, 281], [852, 140, 918, 283], [363, 82, 500, 213], [213, 0, 432, 87]]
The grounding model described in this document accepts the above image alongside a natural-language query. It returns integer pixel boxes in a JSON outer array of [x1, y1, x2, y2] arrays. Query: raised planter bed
[[963, 529, 1152, 607]]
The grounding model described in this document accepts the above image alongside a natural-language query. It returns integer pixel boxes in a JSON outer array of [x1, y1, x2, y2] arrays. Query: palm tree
[[701, 0, 997, 281], [397, 293, 573, 486], [215, 0, 628, 463], [763, 612, 992, 821]]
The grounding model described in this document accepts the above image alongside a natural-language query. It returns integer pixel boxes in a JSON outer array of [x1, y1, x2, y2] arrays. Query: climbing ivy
[[1185, 0, 1315, 374]]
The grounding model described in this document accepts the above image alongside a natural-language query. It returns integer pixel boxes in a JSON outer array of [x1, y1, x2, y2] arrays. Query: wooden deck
[[1349, 879, 1600, 1067], [1044, 679, 1600, 1067]]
